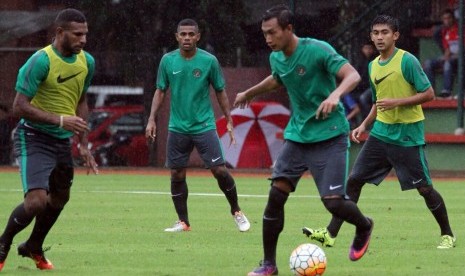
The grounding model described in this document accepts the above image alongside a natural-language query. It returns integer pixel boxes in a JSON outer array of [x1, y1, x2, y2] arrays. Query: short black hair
[[177, 18, 199, 32], [261, 4, 294, 29], [371, 15, 399, 33], [442, 8, 455, 18], [55, 8, 86, 28]]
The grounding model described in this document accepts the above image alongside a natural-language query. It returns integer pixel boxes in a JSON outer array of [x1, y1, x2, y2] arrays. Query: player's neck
[[52, 41, 72, 57], [379, 46, 396, 61], [181, 48, 197, 60], [283, 35, 299, 57]]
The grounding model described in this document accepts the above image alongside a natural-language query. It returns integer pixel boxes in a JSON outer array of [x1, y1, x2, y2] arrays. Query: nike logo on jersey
[[173, 70, 182, 75], [57, 72, 82, 83], [412, 179, 423, 185], [212, 157, 221, 162], [374, 72, 393, 85], [329, 185, 342, 190]]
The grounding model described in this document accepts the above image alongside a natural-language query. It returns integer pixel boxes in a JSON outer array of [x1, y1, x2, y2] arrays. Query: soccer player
[[0, 9, 98, 272], [304, 15, 456, 250], [234, 5, 373, 275], [145, 19, 250, 233]]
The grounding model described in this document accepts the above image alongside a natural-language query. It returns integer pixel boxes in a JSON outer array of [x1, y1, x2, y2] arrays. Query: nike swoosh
[[212, 157, 221, 162], [329, 185, 342, 190], [375, 72, 394, 85], [173, 70, 182, 75], [412, 179, 423, 184], [374, 72, 393, 85], [57, 71, 82, 83]]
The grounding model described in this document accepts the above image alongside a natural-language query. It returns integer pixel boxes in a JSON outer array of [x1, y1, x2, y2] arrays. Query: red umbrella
[[216, 102, 290, 168]]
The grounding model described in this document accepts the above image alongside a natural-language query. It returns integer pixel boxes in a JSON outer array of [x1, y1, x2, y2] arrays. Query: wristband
[[59, 115, 64, 128]]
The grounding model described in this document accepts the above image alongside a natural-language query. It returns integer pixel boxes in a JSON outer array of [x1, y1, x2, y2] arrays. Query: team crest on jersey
[[295, 65, 306, 76], [192, 69, 202, 78]]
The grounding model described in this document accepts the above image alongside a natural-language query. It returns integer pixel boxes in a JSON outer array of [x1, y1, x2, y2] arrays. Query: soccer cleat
[[164, 220, 191, 232], [349, 217, 374, 261], [437, 235, 456, 249], [0, 241, 11, 272], [17, 242, 54, 270], [302, 227, 336, 247], [233, 211, 251, 232], [247, 260, 278, 276]]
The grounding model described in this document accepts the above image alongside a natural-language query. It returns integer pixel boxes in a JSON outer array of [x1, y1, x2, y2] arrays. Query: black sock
[[327, 178, 364, 237], [322, 197, 370, 234], [420, 187, 453, 236], [0, 203, 34, 245], [263, 186, 289, 265], [171, 179, 189, 226], [216, 172, 239, 214], [26, 204, 62, 252]]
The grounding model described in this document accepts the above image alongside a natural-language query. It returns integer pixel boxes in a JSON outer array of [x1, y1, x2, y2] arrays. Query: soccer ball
[[289, 243, 327, 276]]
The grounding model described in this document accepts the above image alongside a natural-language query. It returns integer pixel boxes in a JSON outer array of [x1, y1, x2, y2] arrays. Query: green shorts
[[14, 123, 74, 194], [271, 134, 349, 197], [350, 135, 432, 190], [166, 129, 225, 169]]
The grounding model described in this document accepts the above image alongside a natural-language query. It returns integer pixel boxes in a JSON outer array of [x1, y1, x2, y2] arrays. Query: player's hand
[[234, 92, 252, 109], [62, 116, 90, 134], [376, 98, 398, 112], [79, 145, 99, 175], [227, 121, 236, 147], [316, 93, 340, 119], [145, 121, 157, 142], [351, 124, 366, 143]]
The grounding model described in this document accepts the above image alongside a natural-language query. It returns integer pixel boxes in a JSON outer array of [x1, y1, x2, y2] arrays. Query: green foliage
[[0, 170, 463, 275]]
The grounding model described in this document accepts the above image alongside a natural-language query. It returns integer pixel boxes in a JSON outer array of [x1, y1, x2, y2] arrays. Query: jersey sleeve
[[156, 54, 169, 91], [83, 52, 95, 93], [15, 50, 49, 97], [209, 55, 226, 92], [367, 60, 377, 103], [401, 52, 431, 92], [317, 40, 348, 75]]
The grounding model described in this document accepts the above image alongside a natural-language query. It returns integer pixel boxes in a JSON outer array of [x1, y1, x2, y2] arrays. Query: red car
[[72, 105, 149, 166]]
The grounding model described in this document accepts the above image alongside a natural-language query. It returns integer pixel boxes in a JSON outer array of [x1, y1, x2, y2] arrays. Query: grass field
[[0, 168, 464, 275]]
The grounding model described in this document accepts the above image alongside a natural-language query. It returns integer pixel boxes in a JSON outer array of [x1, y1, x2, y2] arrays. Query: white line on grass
[[0, 188, 419, 200]]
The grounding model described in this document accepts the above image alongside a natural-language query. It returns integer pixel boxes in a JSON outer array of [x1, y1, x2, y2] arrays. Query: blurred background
[[0, 0, 463, 173]]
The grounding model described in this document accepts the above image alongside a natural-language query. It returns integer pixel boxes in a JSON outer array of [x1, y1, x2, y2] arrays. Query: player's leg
[[304, 136, 391, 249], [0, 125, 57, 271], [306, 134, 373, 261], [393, 144, 455, 248], [195, 130, 250, 231], [165, 131, 192, 232], [248, 141, 304, 276]]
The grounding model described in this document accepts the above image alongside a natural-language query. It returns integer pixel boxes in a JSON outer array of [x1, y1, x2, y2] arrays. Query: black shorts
[[350, 135, 432, 190], [166, 129, 225, 169], [14, 123, 74, 194], [271, 134, 349, 197]]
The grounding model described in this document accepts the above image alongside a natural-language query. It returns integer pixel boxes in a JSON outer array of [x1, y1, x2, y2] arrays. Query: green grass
[[0, 169, 464, 275]]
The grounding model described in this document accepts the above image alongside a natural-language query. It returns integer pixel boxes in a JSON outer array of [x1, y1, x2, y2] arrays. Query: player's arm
[[145, 88, 166, 141], [234, 75, 281, 108], [316, 63, 361, 119], [76, 94, 98, 174], [215, 89, 235, 146]]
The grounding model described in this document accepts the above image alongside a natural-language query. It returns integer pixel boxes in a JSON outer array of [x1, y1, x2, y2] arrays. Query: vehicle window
[[88, 111, 112, 131], [109, 112, 144, 135]]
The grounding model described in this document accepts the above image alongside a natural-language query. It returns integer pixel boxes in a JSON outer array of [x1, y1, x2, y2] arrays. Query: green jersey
[[157, 48, 225, 134], [368, 48, 431, 146], [270, 38, 349, 143], [15, 45, 95, 138]]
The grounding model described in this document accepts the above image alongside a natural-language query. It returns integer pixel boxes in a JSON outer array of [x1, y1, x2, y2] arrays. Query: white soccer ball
[[289, 243, 327, 276]]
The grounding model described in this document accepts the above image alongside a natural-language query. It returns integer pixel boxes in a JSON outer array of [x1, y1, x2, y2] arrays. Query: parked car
[[72, 105, 149, 166]]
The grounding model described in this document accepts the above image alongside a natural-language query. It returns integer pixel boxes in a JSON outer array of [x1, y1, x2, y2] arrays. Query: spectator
[[424, 9, 461, 98], [342, 94, 361, 129], [353, 41, 377, 119]]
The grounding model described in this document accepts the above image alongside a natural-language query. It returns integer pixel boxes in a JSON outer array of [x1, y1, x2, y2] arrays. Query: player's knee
[[321, 197, 344, 214], [417, 186, 433, 197], [24, 190, 48, 215], [264, 186, 289, 216]]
